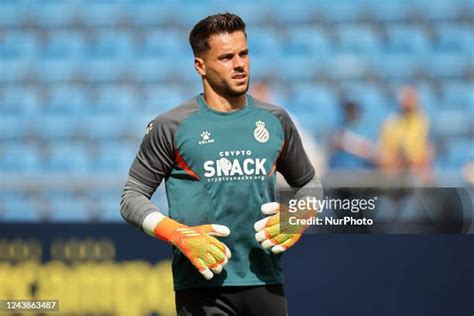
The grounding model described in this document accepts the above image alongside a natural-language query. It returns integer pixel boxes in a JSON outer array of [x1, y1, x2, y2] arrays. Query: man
[[379, 86, 433, 182], [121, 13, 321, 315]]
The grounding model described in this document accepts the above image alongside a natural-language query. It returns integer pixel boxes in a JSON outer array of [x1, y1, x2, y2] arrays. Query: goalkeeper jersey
[[129, 94, 315, 290]]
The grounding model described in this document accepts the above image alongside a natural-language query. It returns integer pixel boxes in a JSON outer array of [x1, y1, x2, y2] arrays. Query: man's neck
[[202, 87, 247, 112]]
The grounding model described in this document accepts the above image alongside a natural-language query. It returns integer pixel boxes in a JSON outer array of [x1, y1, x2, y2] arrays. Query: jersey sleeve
[[129, 115, 176, 189], [276, 110, 315, 187]]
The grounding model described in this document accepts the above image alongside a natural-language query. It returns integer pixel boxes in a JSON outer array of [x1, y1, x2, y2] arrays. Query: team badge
[[254, 120, 269, 143]]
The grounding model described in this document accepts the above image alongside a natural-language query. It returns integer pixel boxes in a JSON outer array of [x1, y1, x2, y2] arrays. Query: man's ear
[[194, 57, 206, 76]]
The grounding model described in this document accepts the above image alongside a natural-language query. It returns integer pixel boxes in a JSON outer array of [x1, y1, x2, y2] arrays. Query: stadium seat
[[42, 143, 90, 173], [39, 31, 85, 59], [49, 195, 91, 222], [0, 31, 37, 59], [91, 143, 136, 173], [384, 25, 431, 54], [33, 0, 81, 27], [92, 86, 137, 115], [138, 30, 189, 57], [80, 115, 127, 141], [441, 82, 474, 111], [435, 24, 474, 54], [247, 28, 281, 57], [432, 109, 472, 137], [413, 0, 461, 21], [36, 114, 81, 141], [0, 87, 40, 116], [0, 1, 28, 27], [329, 54, 371, 80], [445, 138, 474, 168], [1, 198, 40, 222], [283, 27, 332, 57], [429, 53, 470, 78], [320, 0, 366, 24], [0, 144, 40, 173], [0, 116, 29, 140], [81, 0, 126, 27], [36, 59, 79, 83], [374, 54, 421, 79], [0, 59, 31, 83], [336, 25, 381, 56], [368, 1, 412, 23], [43, 86, 90, 115]]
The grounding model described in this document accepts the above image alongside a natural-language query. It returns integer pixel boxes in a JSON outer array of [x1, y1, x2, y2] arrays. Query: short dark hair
[[189, 12, 246, 56]]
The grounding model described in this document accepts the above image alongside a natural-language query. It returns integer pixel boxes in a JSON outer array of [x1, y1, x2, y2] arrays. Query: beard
[[206, 69, 249, 97]]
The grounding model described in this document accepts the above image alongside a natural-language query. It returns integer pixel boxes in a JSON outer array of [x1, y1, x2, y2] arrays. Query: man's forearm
[[120, 176, 163, 233]]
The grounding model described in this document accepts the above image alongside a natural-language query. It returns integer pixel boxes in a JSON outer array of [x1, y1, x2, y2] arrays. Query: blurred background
[[0, 0, 473, 315]]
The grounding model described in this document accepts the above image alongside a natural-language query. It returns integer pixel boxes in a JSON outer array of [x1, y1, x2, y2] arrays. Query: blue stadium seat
[[84, 58, 127, 83], [429, 53, 470, 78], [87, 31, 134, 58], [92, 86, 137, 115], [1, 197, 40, 222], [80, 115, 126, 141], [247, 28, 281, 57], [0, 31, 37, 59], [434, 24, 474, 54], [384, 25, 431, 54], [144, 87, 186, 112], [36, 114, 81, 141], [91, 143, 136, 172], [33, 0, 81, 27], [0, 144, 40, 173], [42, 143, 90, 173], [0, 1, 28, 27], [231, 3, 270, 26], [0, 59, 31, 83], [96, 195, 122, 222], [131, 57, 175, 82], [445, 138, 474, 168], [320, 0, 366, 24], [270, 2, 315, 24], [128, 1, 176, 26], [36, 59, 79, 83], [432, 109, 472, 137], [43, 85, 90, 115], [138, 30, 188, 57], [374, 54, 420, 79], [0, 87, 40, 116], [0, 116, 29, 140], [49, 195, 91, 222], [81, 0, 126, 27], [330, 54, 371, 79], [290, 84, 339, 134], [284, 27, 332, 57], [413, 0, 461, 21], [279, 56, 320, 81], [368, 1, 412, 23], [336, 25, 381, 56], [39, 31, 85, 59], [441, 82, 474, 111]]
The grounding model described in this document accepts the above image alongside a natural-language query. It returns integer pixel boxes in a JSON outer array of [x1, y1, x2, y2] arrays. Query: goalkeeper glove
[[254, 202, 314, 254], [153, 217, 231, 280]]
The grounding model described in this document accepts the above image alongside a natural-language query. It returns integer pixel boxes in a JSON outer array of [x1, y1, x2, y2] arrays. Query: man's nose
[[233, 56, 245, 69]]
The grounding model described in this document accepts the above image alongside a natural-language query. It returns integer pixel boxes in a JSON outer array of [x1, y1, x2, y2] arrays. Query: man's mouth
[[232, 73, 247, 79]]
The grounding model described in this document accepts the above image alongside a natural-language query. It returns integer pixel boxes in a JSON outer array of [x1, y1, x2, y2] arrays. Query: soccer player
[[121, 13, 322, 315]]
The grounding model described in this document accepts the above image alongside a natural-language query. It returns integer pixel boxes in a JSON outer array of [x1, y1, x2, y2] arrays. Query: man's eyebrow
[[217, 52, 235, 59]]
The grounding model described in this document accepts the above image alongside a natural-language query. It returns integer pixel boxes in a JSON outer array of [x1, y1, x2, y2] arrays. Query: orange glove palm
[[154, 218, 231, 280]]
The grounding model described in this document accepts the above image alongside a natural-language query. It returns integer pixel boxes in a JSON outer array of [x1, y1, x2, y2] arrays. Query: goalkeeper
[[120, 13, 322, 316]]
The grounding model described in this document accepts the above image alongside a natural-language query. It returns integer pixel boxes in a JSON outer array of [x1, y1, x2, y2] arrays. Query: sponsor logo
[[254, 120, 269, 143], [199, 131, 215, 145], [203, 150, 267, 182]]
